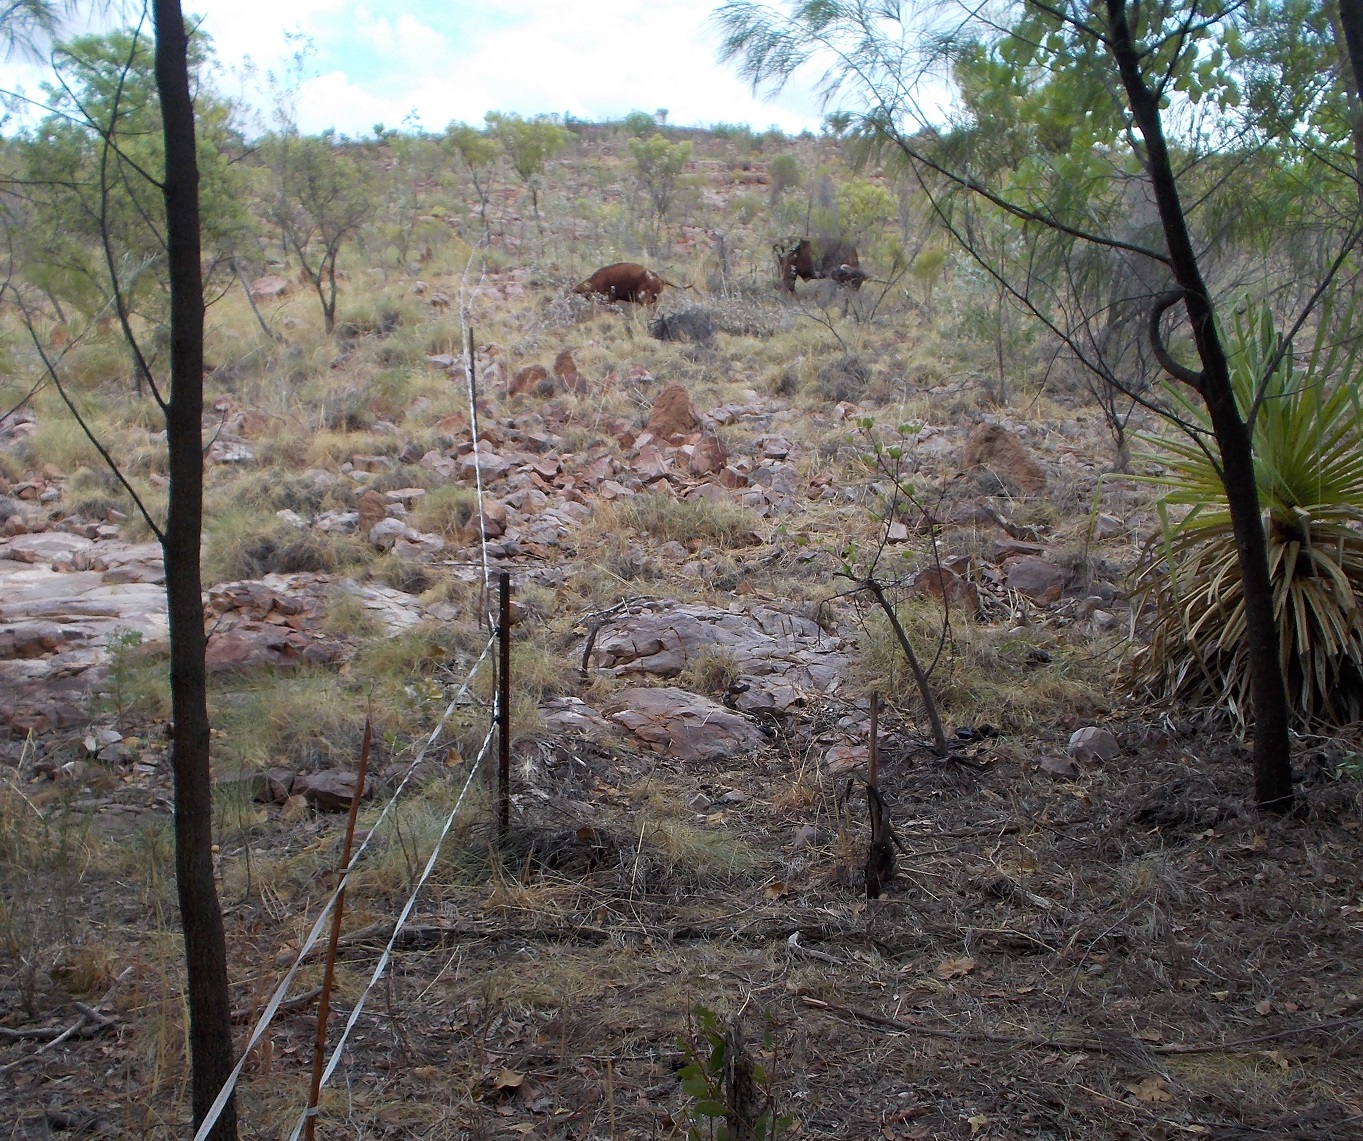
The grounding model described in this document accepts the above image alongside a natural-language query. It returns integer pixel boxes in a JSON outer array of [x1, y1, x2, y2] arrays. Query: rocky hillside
[[1, 124, 1360, 1140]]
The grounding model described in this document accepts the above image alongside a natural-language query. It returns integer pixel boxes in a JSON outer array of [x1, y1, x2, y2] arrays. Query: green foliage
[[677, 1005, 791, 1141], [614, 493, 759, 549], [621, 110, 657, 137], [444, 121, 500, 229], [629, 133, 693, 238], [767, 153, 800, 200], [1127, 302, 1363, 726], [484, 111, 570, 218], [268, 129, 373, 332], [17, 25, 248, 323]]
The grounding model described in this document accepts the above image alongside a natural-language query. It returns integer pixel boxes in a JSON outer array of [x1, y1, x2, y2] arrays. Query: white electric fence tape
[[283, 719, 497, 1141], [191, 635, 496, 1141]]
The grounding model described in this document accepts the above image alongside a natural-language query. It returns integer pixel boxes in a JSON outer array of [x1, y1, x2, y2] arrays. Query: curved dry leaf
[[935, 956, 976, 980]]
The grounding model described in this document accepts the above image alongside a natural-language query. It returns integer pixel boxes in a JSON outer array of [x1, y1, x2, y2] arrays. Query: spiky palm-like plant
[[1127, 304, 1363, 727]]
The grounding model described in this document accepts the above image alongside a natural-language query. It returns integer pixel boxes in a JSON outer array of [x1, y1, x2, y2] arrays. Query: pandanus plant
[[1127, 301, 1363, 727]]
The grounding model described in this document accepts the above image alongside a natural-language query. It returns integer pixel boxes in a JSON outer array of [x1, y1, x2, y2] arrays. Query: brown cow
[[774, 239, 865, 292], [573, 262, 669, 305]]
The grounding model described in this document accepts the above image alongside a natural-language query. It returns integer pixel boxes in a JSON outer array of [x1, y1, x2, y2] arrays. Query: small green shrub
[[677, 1005, 792, 1141], [204, 511, 365, 584], [412, 485, 478, 536]]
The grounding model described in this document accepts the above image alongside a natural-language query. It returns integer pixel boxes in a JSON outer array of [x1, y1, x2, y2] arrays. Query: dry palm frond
[[1125, 301, 1363, 727]]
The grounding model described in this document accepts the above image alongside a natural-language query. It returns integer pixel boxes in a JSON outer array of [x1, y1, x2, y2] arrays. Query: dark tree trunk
[[1332, 0, 1363, 203], [152, 2, 239, 1137], [1106, 0, 1293, 810]]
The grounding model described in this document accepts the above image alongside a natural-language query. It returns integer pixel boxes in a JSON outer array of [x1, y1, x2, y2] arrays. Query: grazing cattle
[[573, 262, 670, 305], [774, 239, 865, 292]]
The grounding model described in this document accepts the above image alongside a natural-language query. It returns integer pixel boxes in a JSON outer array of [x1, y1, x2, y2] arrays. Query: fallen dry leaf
[[1255, 999, 1275, 1016], [493, 1067, 525, 1090], [967, 1113, 992, 1134], [764, 880, 791, 899], [936, 956, 977, 980], [1126, 1076, 1172, 1103]]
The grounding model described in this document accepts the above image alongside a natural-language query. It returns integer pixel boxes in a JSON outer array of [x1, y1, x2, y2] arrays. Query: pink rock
[[688, 433, 727, 476], [1005, 557, 1066, 604], [609, 686, 763, 762], [296, 769, 373, 812], [910, 566, 981, 617], [632, 444, 671, 482], [249, 274, 289, 299]]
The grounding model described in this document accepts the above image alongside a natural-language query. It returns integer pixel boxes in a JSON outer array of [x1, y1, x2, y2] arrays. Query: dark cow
[[573, 262, 669, 305], [774, 239, 867, 292]]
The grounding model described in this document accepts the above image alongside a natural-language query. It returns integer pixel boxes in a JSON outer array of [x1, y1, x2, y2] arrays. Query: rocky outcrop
[[608, 686, 764, 761], [590, 601, 849, 710]]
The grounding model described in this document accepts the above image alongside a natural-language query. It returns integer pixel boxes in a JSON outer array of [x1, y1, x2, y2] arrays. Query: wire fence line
[[284, 718, 499, 1141], [193, 280, 505, 1140], [192, 628, 500, 1141]]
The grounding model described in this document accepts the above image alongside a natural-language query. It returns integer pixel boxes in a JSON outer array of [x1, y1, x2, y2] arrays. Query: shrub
[[1126, 303, 1363, 726]]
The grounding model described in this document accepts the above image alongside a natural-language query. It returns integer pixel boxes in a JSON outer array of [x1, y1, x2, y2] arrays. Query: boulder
[[249, 274, 289, 299], [368, 517, 414, 550], [609, 686, 764, 761], [644, 384, 698, 444], [591, 602, 849, 693], [510, 365, 553, 397], [962, 423, 1047, 495], [356, 489, 387, 533], [296, 769, 373, 812], [1005, 557, 1067, 604], [688, 433, 727, 477], [910, 566, 981, 618], [539, 697, 614, 736], [632, 444, 671, 482], [1068, 726, 1119, 764], [0, 620, 69, 658]]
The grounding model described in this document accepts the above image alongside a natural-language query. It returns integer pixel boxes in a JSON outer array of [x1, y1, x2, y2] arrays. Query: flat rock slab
[[591, 602, 849, 696], [609, 686, 764, 762]]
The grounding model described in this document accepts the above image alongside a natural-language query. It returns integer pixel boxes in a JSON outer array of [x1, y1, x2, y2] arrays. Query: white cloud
[[3, 1, 834, 138]]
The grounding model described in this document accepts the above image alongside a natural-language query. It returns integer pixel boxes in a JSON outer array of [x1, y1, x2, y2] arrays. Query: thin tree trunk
[[152, 3, 238, 1137], [863, 578, 948, 757], [232, 258, 278, 342], [324, 252, 338, 334], [1106, 0, 1293, 810]]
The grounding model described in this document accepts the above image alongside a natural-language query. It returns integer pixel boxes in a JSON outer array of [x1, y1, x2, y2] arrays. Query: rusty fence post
[[304, 718, 371, 1141]]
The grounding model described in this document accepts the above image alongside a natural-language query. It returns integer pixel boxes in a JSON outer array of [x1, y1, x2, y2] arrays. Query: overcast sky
[[4, 1, 833, 136]]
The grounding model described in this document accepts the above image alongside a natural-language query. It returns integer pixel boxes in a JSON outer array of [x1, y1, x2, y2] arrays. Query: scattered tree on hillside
[[485, 111, 571, 222], [269, 129, 372, 334], [445, 122, 499, 236], [629, 133, 693, 254], [768, 152, 800, 203], [622, 110, 657, 137], [718, 0, 1363, 810], [15, 27, 247, 350]]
